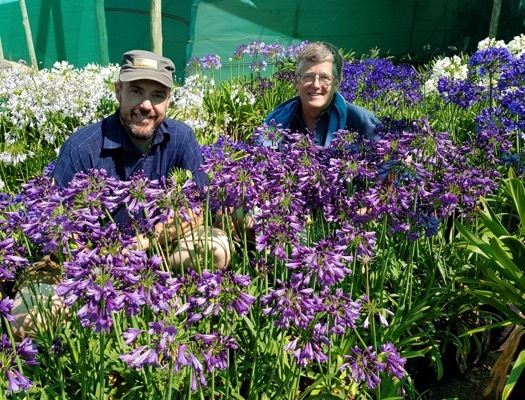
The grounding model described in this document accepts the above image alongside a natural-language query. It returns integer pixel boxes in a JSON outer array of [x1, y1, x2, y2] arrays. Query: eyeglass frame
[[297, 72, 335, 87]]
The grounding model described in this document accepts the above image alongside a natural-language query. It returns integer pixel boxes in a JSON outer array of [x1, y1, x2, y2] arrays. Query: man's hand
[[133, 210, 203, 251]]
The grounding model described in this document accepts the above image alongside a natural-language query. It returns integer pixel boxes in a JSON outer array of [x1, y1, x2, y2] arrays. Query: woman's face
[[295, 60, 337, 117]]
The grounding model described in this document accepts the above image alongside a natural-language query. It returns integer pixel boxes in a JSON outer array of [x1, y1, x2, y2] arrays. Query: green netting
[[0, 0, 523, 79]]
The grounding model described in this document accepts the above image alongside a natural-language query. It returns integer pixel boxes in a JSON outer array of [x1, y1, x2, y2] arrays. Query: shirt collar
[[103, 112, 168, 152]]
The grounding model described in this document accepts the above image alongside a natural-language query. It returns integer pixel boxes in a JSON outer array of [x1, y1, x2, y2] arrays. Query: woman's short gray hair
[[295, 42, 344, 81]]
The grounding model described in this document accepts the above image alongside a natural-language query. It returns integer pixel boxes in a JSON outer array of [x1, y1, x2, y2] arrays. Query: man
[[264, 41, 380, 146], [53, 50, 229, 260], [11, 50, 230, 338]]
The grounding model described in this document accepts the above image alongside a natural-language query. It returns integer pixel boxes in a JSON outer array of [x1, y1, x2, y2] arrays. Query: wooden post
[[489, 0, 502, 38], [151, 0, 163, 54], [0, 36, 4, 60], [95, 0, 110, 64], [19, 0, 38, 69]]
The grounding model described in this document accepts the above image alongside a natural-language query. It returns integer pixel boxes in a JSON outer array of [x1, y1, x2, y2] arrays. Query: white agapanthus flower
[[0, 61, 119, 145], [231, 84, 256, 106], [507, 34, 525, 58], [0, 150, 34, 165], [477, 37, 507, 50], [423, 55, 468, 95], [171, 74, 214, 131]]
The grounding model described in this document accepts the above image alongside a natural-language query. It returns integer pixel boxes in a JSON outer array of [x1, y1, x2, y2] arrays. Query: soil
[[421, 350, 500, 400]]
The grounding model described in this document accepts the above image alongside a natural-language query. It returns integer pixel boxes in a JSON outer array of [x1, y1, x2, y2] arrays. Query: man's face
[[115, 79, 171, 142], [295, 61, 337, 116]]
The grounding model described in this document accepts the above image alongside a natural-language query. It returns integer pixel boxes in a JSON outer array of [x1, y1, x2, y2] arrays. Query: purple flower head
[[186, 57, 201, 69], [55, 225, 154, 332], [121, 321, 180, 370], [233, 44, 248, 60], [252, 122, 288, 148], [286, 238, 353, 287], [379, 342, 407, 379], [437, 77, 482, 109], [0, 334, 38, 395], [176, 344, 207, 391], [261, 43, 285, 60], [0, 296, 15, 322], [193, 332, 238, 372], [339, 346, 386, 389], [249, 60, 267, 72], [284, 323, 330, 367], [469, 46, 513, 77], [285, 41, 311, 59], [340, 58, 423, 106], [0, 237, 30, 281], [261, 279, 321, 329], [200, 54, 222, 70], [246, 40, 265, 57], [188, 270, 256, 321], [43, 161, 56, 176], [320, 288, 361, 334]]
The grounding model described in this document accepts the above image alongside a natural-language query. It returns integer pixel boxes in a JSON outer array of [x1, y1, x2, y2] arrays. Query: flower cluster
[[340, 58, 423, 106], [232, 40, 309, 72], [0, 61, 117, 147], [339, 343, 406, 389], [0, 334, 38, 395]]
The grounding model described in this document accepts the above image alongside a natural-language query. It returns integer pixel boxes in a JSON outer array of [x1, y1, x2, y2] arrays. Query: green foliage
[[456, 172, 525, 400]]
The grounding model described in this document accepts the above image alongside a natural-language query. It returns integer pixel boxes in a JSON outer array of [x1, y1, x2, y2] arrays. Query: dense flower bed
[[0, 35, 525, 398]]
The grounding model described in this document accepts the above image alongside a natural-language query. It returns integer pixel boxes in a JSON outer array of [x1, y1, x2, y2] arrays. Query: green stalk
[[96, 330, 106, 400], [165, 358, 174, 400]]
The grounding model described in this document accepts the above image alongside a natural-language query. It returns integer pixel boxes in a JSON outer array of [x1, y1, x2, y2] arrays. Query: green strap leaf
[[503, 348, 525, 400]]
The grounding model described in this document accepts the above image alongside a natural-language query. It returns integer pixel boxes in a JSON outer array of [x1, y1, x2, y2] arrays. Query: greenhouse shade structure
[[0, 0, 521, 80]]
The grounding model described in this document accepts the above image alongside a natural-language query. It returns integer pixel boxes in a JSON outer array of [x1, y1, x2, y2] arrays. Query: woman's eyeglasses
[[298, 73, 333, 87]]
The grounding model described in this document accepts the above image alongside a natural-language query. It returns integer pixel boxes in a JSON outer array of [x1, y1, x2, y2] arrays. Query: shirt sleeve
[[180, 129, 208, 187], [53, 138, 84, 188]]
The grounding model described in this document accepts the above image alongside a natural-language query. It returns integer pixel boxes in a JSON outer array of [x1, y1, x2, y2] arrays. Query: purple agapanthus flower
[[285, 41, 310, 59], [320, 288, 361, 334], [469, 46, 513, 77], [245, 40, 265, 57], [284, 323, 330, 367], [261, 279, 321, 329], [286, 237, 353, 286], [193, 332, 238, 372], [249, 60, 267, 72], [0, 237, 30, 281], [379, 342, 407, 379], [437, 77, 482, 109], [55, 223, 159, 332], [339, 346, 386, 389], [260, 43, 285, 60], [232, 44, 248, 60], [0, 334, 38, 395], [187, 270, 256, 322], [0, 297, 15, 322], [200, 54, 222, 70]]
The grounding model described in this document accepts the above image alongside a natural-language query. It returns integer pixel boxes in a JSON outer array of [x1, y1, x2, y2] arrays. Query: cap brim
[[119, 70, 173, 88]]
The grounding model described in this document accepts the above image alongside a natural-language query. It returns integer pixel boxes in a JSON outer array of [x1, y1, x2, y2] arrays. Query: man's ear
[[114, 81, 122, 103]]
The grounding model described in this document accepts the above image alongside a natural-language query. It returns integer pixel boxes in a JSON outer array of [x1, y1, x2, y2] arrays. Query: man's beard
[[120, 111, 160, 142]]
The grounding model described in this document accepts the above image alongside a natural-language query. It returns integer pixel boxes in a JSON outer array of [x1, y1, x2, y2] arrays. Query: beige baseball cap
[[119, 50, 175, 88]]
